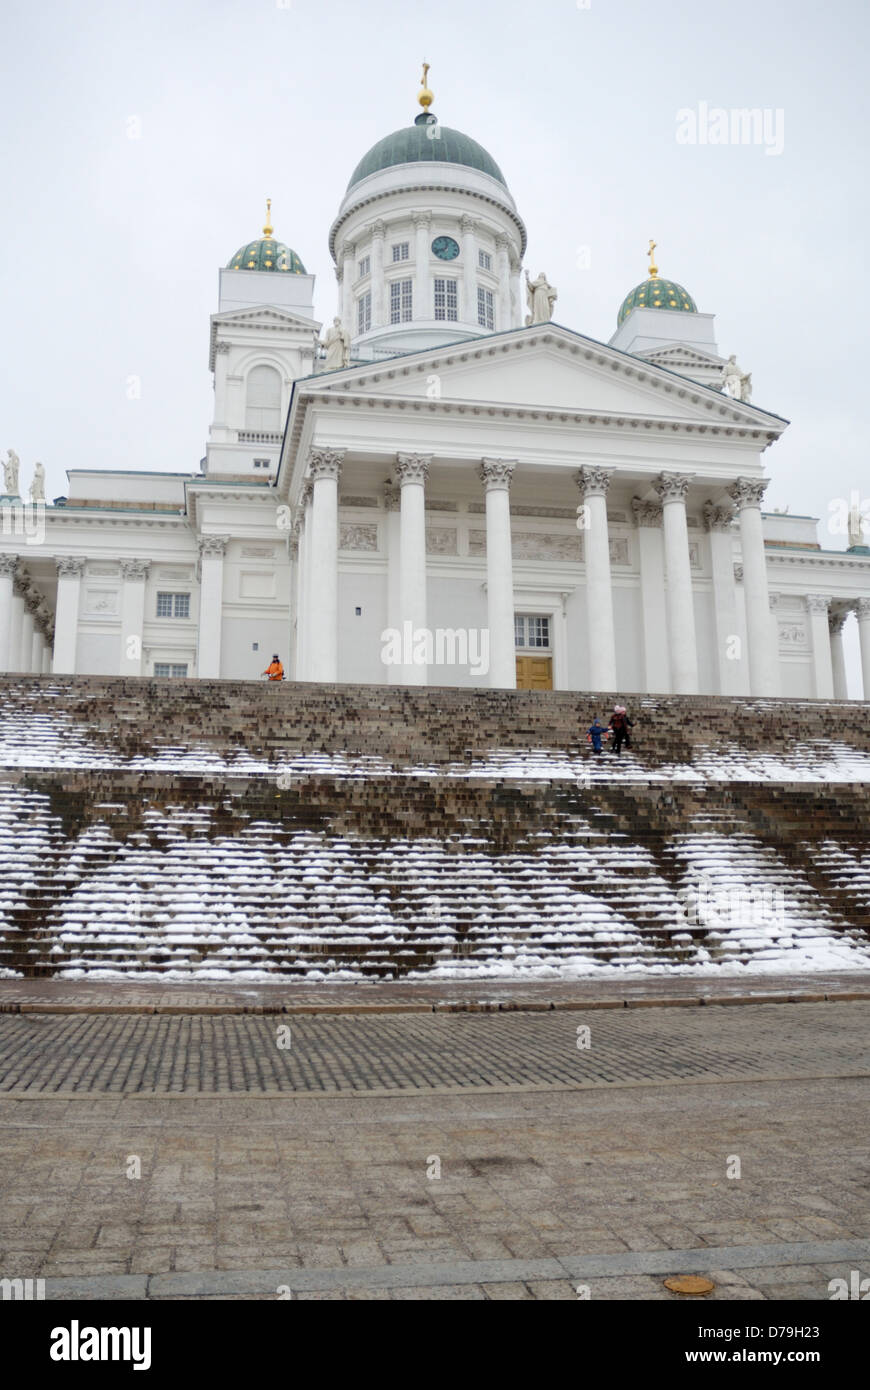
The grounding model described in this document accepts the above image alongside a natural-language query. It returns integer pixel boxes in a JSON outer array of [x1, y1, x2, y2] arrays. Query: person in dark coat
[[608, 705, 634, 756], [587, 717, 608, 753]]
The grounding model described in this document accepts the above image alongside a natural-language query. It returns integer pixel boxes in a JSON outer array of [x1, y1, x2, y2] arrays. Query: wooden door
[[516, 656, 553, 690]]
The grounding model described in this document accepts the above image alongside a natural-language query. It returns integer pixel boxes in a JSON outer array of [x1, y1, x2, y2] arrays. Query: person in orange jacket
[[263, 654, 284, 682]]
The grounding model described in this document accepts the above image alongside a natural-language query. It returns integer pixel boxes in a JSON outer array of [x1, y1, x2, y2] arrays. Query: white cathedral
[[2, 70, 870, 700]]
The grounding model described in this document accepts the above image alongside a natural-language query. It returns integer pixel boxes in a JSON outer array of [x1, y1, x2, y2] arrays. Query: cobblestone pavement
[[0, 1004, 868, 1300], [1, 971, 868, 1015], [0, 1001, 868, 1094]]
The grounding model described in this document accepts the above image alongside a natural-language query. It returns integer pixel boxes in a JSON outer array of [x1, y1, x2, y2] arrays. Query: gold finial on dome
[[418, 61, 433, 110], [263, 198, 274, 238], [647, 238, 658, 279]]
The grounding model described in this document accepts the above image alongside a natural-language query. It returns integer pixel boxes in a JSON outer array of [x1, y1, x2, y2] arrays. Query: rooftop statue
[[322, 317, 351, 370], [3, 448, 20, 497], [30, 460, 46, 503], [525, 270, 557, 325], [722, 354, 752, 402]]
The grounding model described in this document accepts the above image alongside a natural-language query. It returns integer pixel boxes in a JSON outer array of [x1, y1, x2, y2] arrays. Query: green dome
[[347, 112, 507, 191], [618, 276, 697, 327], [227, 237, 306, 274]]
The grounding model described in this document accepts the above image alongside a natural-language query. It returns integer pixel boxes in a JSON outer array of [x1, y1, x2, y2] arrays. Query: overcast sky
[[2, 0, 868, 689]]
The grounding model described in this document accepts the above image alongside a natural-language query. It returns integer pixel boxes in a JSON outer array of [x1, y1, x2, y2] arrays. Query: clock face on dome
[[431, 235, 460, 261]]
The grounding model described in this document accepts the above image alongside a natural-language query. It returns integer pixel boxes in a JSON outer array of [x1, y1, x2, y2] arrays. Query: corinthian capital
[[412, 212, 431, 231], [728, 476, 769, 510], [829, 608, 849, 635], [120, 558, 151, 581], [654, 472, 692, 504], [479, 458, 516, 492], [0, 553, 20, 577], [805, 593, 831, 614], [631, 497, 663, 528], [308, 448, 345, 482], [703, 501, 736, 532], [56, 555, 86, 578], [856, 597, 870, 620], [199, 535, 229, 558], [395, 453, 432, 486], [575, 466, 614, 500]]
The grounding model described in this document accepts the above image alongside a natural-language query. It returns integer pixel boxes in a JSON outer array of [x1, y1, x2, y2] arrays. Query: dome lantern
[[227, 200, 307, 274], [617, 240, 697, 327]]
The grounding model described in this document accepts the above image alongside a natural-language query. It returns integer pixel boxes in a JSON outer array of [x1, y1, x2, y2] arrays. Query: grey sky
[[2, 0, 868, 688]]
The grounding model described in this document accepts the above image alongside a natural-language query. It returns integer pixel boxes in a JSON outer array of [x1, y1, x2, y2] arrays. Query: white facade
[[2, 93, 870, 699]]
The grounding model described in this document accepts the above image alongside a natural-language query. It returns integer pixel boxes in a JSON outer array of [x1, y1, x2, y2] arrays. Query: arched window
[[245, 365, 281, 432]]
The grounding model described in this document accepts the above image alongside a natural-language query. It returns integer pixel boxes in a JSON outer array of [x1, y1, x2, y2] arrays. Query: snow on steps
[[0, 674, 868, 981]]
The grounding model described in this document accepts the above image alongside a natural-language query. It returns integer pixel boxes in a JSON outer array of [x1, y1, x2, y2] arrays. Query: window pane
[[154, 664, 170, 677], [391, 243, 409, 262], [514, 615, 525, 648], [357, 292, 371, 334], [156, 593, 173, 618], [434, 278, 458, 322], [171, 664, 188, 678], [477, 287, 494, 330], [173, 594, 190, 619]]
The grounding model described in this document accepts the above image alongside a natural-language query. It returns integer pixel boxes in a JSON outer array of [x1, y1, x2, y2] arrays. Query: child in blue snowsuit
[[587, 717, 607, 753]]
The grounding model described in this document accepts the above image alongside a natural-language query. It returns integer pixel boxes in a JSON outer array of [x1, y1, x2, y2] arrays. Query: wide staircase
[[0, 675, 868, 981]]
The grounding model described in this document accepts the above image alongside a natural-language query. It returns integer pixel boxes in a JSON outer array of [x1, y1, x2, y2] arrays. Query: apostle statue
[[322, 317, 351, 370], [30, 460, 46, 503], [721, 354, 752, 402], [524, 270, 557, 325], [3, 448, 20, 497], [848, 499, 867, 550]]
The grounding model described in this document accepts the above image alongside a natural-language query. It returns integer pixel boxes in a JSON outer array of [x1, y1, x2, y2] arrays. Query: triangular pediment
[[639, 342, 726, 370], [307, 324, 784, 428], [212, 306, 318, 332]]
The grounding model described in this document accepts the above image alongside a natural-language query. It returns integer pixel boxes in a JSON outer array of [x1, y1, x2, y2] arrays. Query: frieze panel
[[339, 523, 378, 552], [426, 527, 458, 556]]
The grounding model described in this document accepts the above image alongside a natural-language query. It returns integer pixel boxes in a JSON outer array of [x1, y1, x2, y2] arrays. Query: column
[[53, 556, 84, 673], [460, 215, 476, 324], [307, 449, 343, 682], [856, 598, 870, 702], [703, 501, 746, 695], [631, 499, 670, 693], [480, 458, 517, 688], [805, 595, 834, 698], [495, 235, 512, 333], [655, 473, 699, 694], [384, 483, 402, 685], [0, 553, 18, 671], [395, 452, 430, 686], [289, 528, 301, 679], [510, 253, 523, 329], [576, 466, 617, 691], [340, 241, 355, 329], [370, 220, 386, 329], [43, 636, 52, 673], [8, 579, 25, 672], [32, 627, 44, 674], [293, 481, 312, 679], [729, 477, 778, 695], [20, 592, 37, 672], [413, 213, 431, 322], [119, 558, 150, 675], [197, 536, 228, 679], [829, 608, 849, 700]]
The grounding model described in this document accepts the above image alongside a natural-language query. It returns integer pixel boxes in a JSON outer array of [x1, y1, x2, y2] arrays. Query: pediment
[[212, 306, 317, 332], [310, 325, 782, 428], [639, 343, 725, 370]]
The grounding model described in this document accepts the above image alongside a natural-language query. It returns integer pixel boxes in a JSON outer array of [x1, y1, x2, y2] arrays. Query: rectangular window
[[157, 592, 190, 619], [434, 277, 458, 322], [358, 255, 370, 278], [252, 458, 271, 470], [391, 242, 410, 262], [477, 286, 495, 330], [478, 249, 492, 271], [515, 615, 551, 649], [357, 291, 371, 334], [154, 663, 189, 678], [390, 278, 413, 323]]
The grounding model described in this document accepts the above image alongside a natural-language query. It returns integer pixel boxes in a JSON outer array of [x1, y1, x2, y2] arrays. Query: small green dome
[[618, 276, 697, 327], [227, 237, 306, 274], [347, 111, 507, 191]]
